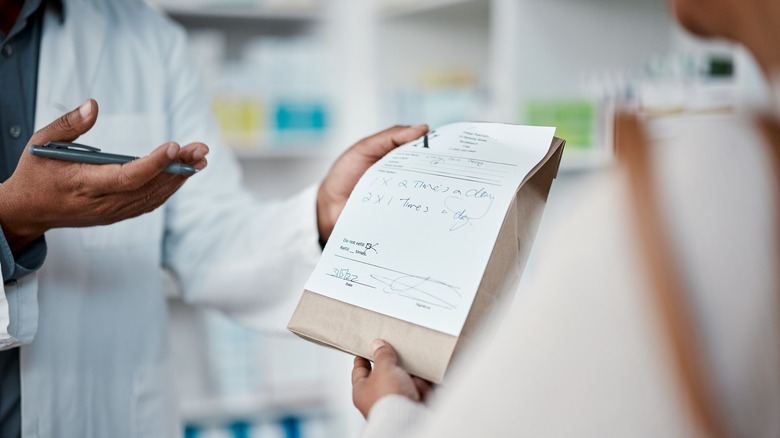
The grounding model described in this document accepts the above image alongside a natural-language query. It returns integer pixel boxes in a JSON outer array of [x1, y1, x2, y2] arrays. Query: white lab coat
[[0, 1, 322, 436]]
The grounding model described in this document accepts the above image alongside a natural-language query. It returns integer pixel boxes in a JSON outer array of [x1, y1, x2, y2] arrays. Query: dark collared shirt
[[0, 0, 50, 283], [0, 1, 61, 436]]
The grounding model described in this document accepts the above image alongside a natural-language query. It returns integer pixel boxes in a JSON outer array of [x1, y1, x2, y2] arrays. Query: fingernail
[[370, 339, 385, 355], [166, 143, 179, 160], [79, 100, 92, 118], [413, 124, 428, 130]]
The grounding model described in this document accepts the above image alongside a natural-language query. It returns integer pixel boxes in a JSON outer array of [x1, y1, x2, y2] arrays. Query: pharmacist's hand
[[0, 99, 209, 254], [352, 339, 432, 419], [317, 124, 428, 243]]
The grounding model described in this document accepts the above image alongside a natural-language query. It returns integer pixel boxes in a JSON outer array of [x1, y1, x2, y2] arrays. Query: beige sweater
[[362, 114, 780, 438]]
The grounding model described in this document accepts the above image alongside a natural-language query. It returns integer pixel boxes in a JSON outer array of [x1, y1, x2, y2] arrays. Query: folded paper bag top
[[289, 122, 565, 383]]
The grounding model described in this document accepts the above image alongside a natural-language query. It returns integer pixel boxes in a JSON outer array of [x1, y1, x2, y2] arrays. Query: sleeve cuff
[[362, 395, 428, 438], [0, 225, 16, 281], [0, 272, 39, 348], [0, 223, 47, 282], [11, 236, 47, 280]]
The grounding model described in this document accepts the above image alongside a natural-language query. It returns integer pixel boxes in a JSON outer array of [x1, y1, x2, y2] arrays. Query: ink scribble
[[444, 195, 494, 231]]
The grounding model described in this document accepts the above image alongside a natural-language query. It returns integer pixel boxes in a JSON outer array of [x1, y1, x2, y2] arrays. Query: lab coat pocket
[[133, 363, 178, 438], [78, 113, 168, 249]]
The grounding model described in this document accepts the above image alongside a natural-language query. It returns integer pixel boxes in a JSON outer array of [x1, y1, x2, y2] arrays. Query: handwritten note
[[305, 123, 555, 336]]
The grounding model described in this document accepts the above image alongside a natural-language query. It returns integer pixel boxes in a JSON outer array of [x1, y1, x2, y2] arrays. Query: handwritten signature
[[371, 273, 461, 310]]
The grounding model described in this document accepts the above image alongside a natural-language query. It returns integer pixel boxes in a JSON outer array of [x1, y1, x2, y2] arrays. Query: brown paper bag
[[288, 137, 565, 383]]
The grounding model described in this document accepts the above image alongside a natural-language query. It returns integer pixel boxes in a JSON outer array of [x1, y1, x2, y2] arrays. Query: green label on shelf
[[525, 100, 595, 150]]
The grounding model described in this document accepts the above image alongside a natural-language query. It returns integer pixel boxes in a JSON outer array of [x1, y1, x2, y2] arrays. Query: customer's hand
[[317, 124, 428, 242], [0, 99, 209, 253], [352, 339, 431, 419]]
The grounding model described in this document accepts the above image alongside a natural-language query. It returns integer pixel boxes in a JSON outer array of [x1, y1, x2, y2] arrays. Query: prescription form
[[305, 123, 555, 336]]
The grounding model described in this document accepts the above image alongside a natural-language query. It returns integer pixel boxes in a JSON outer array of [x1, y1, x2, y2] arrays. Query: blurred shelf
[[230, 146, 336, 160], [180, 387, 329, 424], [380, 0, 486, 19], [558, 150, 613, 173], [158, 4, 321, 22]]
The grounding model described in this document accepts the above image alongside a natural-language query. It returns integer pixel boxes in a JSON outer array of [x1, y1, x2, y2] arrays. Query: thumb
[[371, 339, 398, 368], [356, 124, 428, 161], [29, 99, 98, 146]]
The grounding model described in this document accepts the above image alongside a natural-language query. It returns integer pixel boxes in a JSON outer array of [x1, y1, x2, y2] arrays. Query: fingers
[[355, 124, 429, 161], [412, 377, 431, 401], [352, 356, 372, 385], [115, 176, 186, 219], [29, 99, 99, 146], [177, 142, 210, 170], [95, 142, 180, 191], [370, 339, 399, 368]]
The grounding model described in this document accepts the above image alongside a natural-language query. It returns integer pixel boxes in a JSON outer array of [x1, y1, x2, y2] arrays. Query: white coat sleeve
[[362, 396, 429, 438], [157, 17, 322, 332], [0, 273, 39, 350], [0, 226, 42, 350]]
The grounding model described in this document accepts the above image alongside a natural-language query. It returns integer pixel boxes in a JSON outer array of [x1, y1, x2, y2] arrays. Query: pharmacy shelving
[[160, 6, 320, 22], [179, 389, 329, 425], [374, 0, 681, 172], [152, 0, 334, 163], [230, 146, 337, 160], [379, 0, 482, 19]]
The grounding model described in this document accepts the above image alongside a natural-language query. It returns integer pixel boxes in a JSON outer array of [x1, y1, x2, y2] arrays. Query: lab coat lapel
[[35, 0, 107, 126]]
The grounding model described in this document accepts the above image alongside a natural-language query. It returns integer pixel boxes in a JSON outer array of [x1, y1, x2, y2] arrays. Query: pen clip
[[43, 141, 102, 152]]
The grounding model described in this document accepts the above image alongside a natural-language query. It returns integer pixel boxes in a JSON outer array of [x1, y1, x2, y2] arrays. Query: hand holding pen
[[0, 99, 209, 254], [30, 141, 200, 175]]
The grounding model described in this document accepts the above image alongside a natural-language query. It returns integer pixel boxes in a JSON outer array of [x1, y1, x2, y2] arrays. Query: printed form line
[[334, 254, 422, 278], [325, 273, 376, 289], [408, 166, 504, 182], [393, 168, 502, 186], [417, 162, 510, 174], [397, 151, 519, 167]]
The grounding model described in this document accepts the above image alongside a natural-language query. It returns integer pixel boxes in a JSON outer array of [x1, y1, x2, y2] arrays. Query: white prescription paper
[[305, 122, 555, 336]]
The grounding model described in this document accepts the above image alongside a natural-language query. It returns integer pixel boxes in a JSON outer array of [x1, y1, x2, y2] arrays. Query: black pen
[[29, 141, 199, 175]]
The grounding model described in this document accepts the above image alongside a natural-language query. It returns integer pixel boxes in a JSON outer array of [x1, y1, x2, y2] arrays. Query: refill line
[[334, 254, 420, 277]]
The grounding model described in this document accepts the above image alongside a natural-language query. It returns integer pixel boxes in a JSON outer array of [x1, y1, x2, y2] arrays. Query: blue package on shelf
[[280, 416, 302, 438], [229, 421, 252, 438], [274, 100, 327, 132], [184, 425, 200, 438]]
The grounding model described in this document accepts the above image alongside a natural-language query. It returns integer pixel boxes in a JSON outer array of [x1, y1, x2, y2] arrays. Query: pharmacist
[[0, 0, 428, 436]]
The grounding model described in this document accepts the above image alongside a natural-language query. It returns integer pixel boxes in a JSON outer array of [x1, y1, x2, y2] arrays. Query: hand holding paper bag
[[352, 339, 432, 418], [317, 124, 429, 242], [290, 122, 565, 383]]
